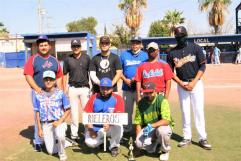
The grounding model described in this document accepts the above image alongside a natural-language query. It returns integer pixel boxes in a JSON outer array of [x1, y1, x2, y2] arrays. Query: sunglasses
[[71, 45, 81, 48], [100, 42, 110, 45], [147, 48, 157, 53]]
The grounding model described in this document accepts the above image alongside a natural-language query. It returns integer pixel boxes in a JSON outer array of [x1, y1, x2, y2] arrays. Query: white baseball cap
[[43, 70, 56, 79], [146, 42, 159, 50]]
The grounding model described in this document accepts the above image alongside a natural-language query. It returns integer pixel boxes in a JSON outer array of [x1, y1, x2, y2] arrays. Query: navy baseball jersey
[[167, 42, 206, 81], [24, 54, 63, 88]]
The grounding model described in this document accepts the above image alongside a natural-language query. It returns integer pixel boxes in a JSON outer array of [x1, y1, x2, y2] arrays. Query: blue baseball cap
[[43, 70, 56, 79], [100, 77, 112, 87], [37, 35, 49, 43]]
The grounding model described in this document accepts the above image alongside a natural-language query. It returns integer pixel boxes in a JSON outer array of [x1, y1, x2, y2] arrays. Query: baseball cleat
[[177, 139, 191, 147], [159, 151, 169, 161], [199, 139, 212, 150], [34, 144, 42, 152]]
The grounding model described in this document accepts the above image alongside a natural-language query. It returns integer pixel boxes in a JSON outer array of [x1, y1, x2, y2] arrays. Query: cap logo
[[103, 79, 108, 85]]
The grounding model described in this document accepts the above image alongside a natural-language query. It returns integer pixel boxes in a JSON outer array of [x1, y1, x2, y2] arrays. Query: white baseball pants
[[123, 90, 137, 132], [214, 56, 220, 64], [41, 122, 67, 159], [85, 125, 123, 150], [31, 90, 44, 145], [177, 80, 207, 141], [68, 86, 90, 138]]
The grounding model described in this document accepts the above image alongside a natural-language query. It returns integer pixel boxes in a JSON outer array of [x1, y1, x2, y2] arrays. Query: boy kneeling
[[34, 70, 70, 161]]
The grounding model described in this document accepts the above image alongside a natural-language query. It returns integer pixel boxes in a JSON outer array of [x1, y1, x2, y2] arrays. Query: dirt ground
[[0, 64, 240, 160]]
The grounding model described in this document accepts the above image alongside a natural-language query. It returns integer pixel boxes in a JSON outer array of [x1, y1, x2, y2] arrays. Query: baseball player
[[135, 42, 173, 102], [134, 82, 174, 161], [167, 26, 212, 150], [24, 35, 63, 151], [63, 39, 91, 141], [34, 70, 70, 161], [120, 36, 148, 134], [84, 77, 124, 157], [213, 46, 221, 64]]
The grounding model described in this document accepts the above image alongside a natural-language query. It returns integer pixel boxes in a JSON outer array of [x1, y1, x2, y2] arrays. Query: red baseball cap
[[141, 82, 156, 93]]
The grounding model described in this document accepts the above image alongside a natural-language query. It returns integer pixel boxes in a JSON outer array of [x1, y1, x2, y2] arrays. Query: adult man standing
[[84, 77, 124, 157], [63, 39, 91, 141], [167, 26, 212, 150], [213, 46, 221, 64], [120, 36, 148, 133], [134, 82, 173, 161], [235, 45, 241, 64], [89, 35, 122, 93], [135, 42, 173, 102], [24, 35, 63, 151]]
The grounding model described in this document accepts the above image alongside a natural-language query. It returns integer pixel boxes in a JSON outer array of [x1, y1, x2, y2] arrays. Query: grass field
[[4, 104, 241, 161], [1, 64, 241, 161]]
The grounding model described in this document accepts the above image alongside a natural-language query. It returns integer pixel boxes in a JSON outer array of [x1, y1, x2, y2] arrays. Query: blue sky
[[0, 0, 240, 36]]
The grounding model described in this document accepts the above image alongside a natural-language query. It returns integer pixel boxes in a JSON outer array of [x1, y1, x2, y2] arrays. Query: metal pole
[[37, 0, 41, 33], [103, 131, 106, 151]]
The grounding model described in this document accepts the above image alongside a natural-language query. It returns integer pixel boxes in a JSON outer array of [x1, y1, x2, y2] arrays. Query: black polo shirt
[[89, 53, 122, 92], [167, 42, 206, 81], [63, 53, 90, 87]]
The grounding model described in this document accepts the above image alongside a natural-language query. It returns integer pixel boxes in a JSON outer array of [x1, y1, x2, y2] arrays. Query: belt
[[70, 84, 89, 88], [157, 92, 165, 96], [181, 78, 194, 82], [41, 120, 55, 124]]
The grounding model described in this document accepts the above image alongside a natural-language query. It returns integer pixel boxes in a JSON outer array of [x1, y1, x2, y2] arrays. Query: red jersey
[[134, 61, 173, 92]]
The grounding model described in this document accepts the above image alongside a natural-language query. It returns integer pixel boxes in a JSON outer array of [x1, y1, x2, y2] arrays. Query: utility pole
[[37, 0, 45, 33]]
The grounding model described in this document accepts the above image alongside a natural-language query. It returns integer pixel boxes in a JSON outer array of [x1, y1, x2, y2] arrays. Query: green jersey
[[134, 95, 174, 128]]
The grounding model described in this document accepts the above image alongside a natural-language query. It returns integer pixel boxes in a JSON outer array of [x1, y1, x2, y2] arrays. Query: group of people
[[23, 26, 211, 161]]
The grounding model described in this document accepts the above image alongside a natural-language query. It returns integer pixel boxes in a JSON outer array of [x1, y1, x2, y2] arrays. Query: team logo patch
[[42, 61, 53, 68], [173, 54, 196, 68], [143, 69, 163, 78], [100, 59, 110, 69]]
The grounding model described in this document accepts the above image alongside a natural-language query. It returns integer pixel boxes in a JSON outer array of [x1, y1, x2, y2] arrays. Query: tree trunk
[[214, 25, 219, 34]]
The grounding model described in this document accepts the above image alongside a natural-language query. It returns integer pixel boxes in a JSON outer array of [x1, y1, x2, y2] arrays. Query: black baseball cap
[[130, 36, 142, 43], [100, 36, 110, 43], [174, 26, 188, 37], [71, 39, 81, 46]]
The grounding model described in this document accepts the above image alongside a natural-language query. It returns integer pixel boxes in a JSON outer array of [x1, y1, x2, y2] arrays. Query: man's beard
[[148, 52, 157, 61], [100, 93, 112, 100]]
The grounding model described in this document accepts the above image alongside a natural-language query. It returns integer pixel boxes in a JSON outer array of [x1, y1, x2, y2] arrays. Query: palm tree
[[118, 0, 147, 36], [162, 9, 185, 36], [0, 22, 9, 37], [199, 0, 231, 34]]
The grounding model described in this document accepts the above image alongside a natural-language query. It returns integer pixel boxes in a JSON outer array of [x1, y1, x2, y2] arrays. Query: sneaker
[[65, 137, 78, 147], [159, 152, 169, 161], [110, 147, 120, 157], [71, 136, 80, 142], [34, 144, 42, 152], [199, 139, 212, 150], [59, 153, 67, 161], [177, 139, 191, 147]]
